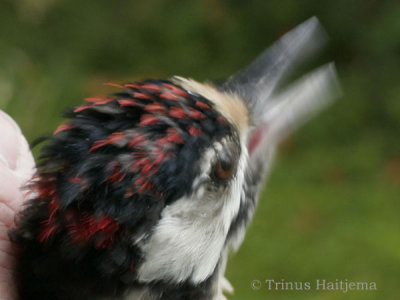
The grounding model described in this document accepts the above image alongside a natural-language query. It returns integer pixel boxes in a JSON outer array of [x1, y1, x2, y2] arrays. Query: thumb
[[0, 110, 35, 212]]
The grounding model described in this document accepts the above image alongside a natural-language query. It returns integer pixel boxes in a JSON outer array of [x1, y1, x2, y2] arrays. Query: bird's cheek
[[137, 197, 228, 283]]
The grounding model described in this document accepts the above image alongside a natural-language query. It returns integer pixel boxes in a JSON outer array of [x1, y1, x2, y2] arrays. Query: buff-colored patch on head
[[173, 77, 249, 136]]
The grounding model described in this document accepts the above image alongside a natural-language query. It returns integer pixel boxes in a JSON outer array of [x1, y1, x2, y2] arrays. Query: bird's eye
[[213, 152, 236, 180]]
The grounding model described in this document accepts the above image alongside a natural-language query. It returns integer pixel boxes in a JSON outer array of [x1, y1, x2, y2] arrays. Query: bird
[[8, 17, 339, 300]]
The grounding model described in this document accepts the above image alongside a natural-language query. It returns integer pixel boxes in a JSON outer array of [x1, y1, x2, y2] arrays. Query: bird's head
[[28, 17, 339, 294]]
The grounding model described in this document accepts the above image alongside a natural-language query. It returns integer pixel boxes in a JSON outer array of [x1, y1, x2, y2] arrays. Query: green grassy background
[[1, 0, 399, 299]]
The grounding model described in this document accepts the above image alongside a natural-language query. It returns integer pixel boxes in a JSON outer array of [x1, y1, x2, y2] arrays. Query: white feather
[[137, 140, 248, 284]]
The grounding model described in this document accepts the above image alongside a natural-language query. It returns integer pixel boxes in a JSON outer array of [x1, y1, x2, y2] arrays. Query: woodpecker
[[10, 18, 339, 300]]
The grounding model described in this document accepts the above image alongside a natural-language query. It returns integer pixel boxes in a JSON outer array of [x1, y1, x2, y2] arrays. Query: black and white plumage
[[10, 17, 339, 300]]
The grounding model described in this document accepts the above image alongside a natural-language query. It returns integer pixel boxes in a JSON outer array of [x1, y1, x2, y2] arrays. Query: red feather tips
[[166, 128, 184, 144], [118, 99, 140, 107], [162, 83, 189, 97], [159, 92, 182, 101], [167, 106, 205, 120], [188, 107, 206, 120], [38, 220, 60, 243], [38, 198, 61, 242], [84, 96, 106, 102], [131, 157, 152, 171], [144, 103, 166, 114], [132, 158, 157, 193], [195, 100, 211, 110], [138, 181, 155, 193], [134, 176, 146, 187], [128, 135, 147, 149], [141, 83, 161, 93], [140, 114, 160, 126], [153, 149, 170, 165], [133, 92, 152, 99], [53, 123, 76, 135], [85, 95, 114, 104], [168, 106, 188, 119], [188, 126, 203, 137], [73, 105, 91, 113], [156, 128, 185, 146], [89, 140, 109, 152], [90, 132, 126, 152], [74, 96, 114, 112], [66, 212, 120, 249], [91, 98, 114, 106], [106, 164, 126, 183], [141, 162, 156, 175]]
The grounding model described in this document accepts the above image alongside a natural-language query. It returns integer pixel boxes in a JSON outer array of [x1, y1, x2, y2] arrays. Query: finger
[[0, 110, 35, 181]]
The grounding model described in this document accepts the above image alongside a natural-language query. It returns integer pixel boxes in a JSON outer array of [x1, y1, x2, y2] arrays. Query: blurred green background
[[1, 0, 399, 299]]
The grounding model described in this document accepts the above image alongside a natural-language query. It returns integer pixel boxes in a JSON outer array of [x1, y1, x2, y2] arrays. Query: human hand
[[0, 111, 35, 300]]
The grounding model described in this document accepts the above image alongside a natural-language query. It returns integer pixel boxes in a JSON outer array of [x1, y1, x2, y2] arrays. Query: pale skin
[[0, 111, 36, 300]]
